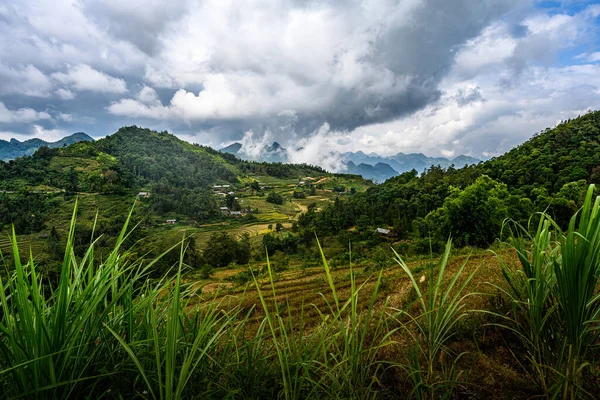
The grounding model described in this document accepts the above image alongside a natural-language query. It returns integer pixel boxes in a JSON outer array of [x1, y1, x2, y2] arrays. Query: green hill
[[0, 126, 372, 276], [298, 110, 600, 249]]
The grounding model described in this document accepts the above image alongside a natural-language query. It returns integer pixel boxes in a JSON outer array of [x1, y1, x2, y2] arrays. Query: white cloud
[[137, 86, 159, 104], [30, 125, 69, 142], [55, 88, 76, 100], [52, 64, 127, 94], [0, 64, 53, 97], [0, 102, 52, 124]]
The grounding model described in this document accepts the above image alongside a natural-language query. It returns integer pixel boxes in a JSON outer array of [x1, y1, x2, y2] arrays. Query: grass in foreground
[[1, 188, 600, 399]]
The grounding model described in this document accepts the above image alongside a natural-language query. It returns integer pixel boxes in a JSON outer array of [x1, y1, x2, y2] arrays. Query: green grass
[[2, 186, 600, 399], [494, 185, 600, 399]]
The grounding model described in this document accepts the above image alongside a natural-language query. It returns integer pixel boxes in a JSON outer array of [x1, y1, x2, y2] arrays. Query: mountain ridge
[[0, 132, 94, 161], [220, 141, 480, 182]]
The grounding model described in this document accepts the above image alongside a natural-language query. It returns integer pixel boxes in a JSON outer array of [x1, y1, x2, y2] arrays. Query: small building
[[166, 219, 177, 225], [220, 207, 230, 215], [213, 185, 222, 189], [299, 181, 305, 186], [376, 228, 392, 236], [222, 184, 231, 188], [230, 211, 242, 217], [137, 192, 149, 198], [228, 191, 235, 195]]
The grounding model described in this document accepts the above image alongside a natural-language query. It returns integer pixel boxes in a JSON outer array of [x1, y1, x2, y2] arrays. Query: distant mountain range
[[0, 132, 94, 161], [220, 141, 480, 182], [221, 141, 288, 163]]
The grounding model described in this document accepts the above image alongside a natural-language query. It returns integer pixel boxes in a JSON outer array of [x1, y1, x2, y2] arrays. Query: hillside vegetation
[[298, 111, 600, 250], [0, 126, 371, 278], [2, 187, 600, 399]]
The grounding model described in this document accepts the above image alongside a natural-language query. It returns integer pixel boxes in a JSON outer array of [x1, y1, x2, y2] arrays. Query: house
[[137, 192, 149, 198], [166, 219, 177, 225], [220, 207, 230, 215], [228, 191, 235, 195], [213, 185, 222, 189], [376, 228, 392, 237], [230, 211, 242, 217], [222, 184, 231, 188]]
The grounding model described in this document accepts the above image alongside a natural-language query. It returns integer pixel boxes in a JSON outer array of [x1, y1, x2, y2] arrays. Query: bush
[[266, 191, 284, 205]]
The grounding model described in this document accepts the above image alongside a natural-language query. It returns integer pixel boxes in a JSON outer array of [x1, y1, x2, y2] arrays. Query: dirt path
[[292, 201, 308, 213]]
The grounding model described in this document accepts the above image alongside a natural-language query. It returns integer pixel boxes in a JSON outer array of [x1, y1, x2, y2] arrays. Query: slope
[[298, 110, 600, 247]]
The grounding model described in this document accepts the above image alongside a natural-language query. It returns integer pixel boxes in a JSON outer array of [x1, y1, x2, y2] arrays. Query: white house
[[376, 228, 391, 236]]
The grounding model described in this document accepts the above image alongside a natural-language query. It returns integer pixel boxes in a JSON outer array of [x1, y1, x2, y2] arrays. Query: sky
[[1, 0, 599, 168]]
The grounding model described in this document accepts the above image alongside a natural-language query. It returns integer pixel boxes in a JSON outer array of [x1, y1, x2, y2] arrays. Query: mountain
[[261, 141, 287, 163], [220, 142, 242, 154], [220, 141, 480, 182], [0, 132, 94, 161], [0, 126, 331, 218], [219, 141, 288, 163], [342, 151, 480, 176], [344, 161, 398, 183]]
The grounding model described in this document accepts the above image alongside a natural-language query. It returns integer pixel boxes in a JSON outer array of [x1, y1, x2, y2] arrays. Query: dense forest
[[297, 111, 600, 250]]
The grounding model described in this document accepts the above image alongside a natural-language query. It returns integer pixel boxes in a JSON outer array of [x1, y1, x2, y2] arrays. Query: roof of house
[[230, 211, 242, 215], [220, 207, 229, 210], [376, 228, 391, 235]]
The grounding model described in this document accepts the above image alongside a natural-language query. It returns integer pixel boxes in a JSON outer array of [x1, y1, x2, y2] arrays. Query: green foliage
[[424, 175, 510, 247], [262, 233, 298, 256], [298, 111, 600, 251], [392, 239, 478, 398], [201, 232, 251, 268], [495, 184, 600, 398], [266, 191, 284, 205]]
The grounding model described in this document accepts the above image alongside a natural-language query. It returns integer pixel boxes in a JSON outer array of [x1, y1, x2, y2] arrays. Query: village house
[[375, 228, 393, 237], [230, 211, 242, 217], [166, 219, 177, 225], [137, 191, 149, 198], [220, 207, 230, 215]]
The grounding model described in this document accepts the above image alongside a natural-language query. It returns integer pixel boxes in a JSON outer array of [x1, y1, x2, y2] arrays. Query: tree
[[201, 232, 252, 268], [266, 191, 284, 205], [425, 175, 510, 247], [275, 222, 283, 233]]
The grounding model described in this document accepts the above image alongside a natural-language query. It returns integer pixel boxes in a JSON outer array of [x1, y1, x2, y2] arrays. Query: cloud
[[0, 64, 53, 97], [52, 64, 128, 94], [55, 88, 76, 100], [0, 0, 599, 165], [0, 102, 51, 124], [105, 0, 521, 135]]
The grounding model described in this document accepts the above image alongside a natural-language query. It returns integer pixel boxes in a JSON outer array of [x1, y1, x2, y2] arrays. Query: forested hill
[[0, 126, 326, 193], [298, 110, 600, 250], [0, 126, 329, 232]]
